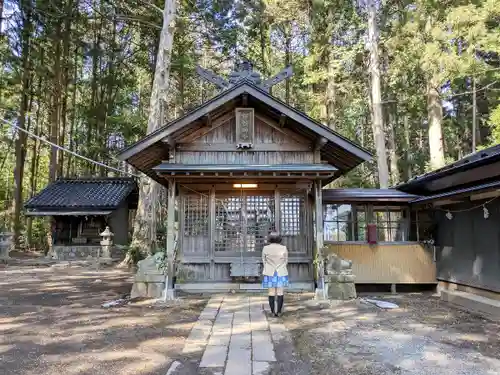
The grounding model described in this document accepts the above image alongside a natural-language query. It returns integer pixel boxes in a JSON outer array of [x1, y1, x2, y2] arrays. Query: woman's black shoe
[[276, 295, 284, 315], [268, 296, 276, 315]]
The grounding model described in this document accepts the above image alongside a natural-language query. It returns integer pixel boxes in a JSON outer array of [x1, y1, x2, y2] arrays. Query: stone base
[[131, 281, 165, 298], [174, 282, 314, 293], [0, 233, 13, 261], [441, 289, 500, 318], [315, 288, 328, 300], [325, 273, 355, 283], [326, 282, 357, 300], [53, 245, 100, 260], [131, 253, 168, 299], [97, 257, 113, 265], [0, 249, 10, 261], [51, 245, 124, 261], [438, 280, 500, 301], [163, 288, 176, 300]]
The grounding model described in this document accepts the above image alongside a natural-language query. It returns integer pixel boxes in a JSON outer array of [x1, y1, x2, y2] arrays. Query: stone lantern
[[100, 226, 114, 261], [0, 232, 13, 260]]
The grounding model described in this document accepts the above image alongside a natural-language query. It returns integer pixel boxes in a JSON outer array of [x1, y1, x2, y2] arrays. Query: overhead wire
[[0, 117, 139, 178]]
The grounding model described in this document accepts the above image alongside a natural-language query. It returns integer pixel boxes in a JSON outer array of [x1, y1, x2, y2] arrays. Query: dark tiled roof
[[24, 178, 137, 211], [396, 143, 500, 192], [410, 179, 500, 205], [322, 188, 419, 203]]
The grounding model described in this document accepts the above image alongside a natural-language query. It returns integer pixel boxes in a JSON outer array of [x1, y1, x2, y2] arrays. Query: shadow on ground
[[280, 293, 500, 375], [4, 258, 500, 375], [0, 262, 207, 375]]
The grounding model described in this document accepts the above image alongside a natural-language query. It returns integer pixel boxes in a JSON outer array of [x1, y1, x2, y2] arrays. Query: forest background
[[0, 0, 499, 252]]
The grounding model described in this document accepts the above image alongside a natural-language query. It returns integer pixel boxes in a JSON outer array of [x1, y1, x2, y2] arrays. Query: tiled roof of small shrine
[[24, 178, 137, 212]]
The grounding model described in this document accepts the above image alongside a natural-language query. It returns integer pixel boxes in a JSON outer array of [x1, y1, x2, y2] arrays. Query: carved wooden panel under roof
[[173, 108, 315, 166], [118, 80, 372, 182], [178, 115, 311, 147]]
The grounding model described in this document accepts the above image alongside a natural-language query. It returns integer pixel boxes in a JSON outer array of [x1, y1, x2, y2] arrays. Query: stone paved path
[[180, 294, 289, 375]]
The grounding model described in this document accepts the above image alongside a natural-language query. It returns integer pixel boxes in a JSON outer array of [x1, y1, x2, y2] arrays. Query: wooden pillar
[[306, 192, 313, 258], [165, 178, 176, 296], [314, 180, 324, 252], [274, 188, 280, 233], [352, 205, 358, 241], [209, 185, 216, 280]]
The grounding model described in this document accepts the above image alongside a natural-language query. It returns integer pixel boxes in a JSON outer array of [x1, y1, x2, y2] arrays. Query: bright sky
[[1, 2, 16, 33]]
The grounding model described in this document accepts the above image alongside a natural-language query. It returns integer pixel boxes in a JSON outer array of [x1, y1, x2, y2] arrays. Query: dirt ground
[[0, 262, 206, 375], [282, 293, 500, 375], [1, 260, 500, 375]]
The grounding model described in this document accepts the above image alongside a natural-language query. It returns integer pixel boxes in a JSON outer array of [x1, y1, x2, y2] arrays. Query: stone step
[[440, 289, 500, 319], [174, 282, 314, 293]]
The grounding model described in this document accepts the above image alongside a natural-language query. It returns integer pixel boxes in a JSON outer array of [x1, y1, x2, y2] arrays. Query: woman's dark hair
[[268, 231, 282, 244]]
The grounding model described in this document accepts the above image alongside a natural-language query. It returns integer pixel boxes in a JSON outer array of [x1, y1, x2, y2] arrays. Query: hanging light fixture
[[483, 205, 490, 219], [445, 211, 453, 220], [233, 183, 258, 189]]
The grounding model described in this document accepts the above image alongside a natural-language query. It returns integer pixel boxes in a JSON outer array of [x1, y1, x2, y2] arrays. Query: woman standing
[[262, 231, 289, 317]]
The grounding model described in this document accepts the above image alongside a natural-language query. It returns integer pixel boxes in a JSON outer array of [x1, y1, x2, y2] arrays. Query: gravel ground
[[0, 261, 206, 375], [281, 293, 500, 375], [2, 257, 500, 375]]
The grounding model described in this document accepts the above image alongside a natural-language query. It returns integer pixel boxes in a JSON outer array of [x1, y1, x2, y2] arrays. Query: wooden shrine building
[[397, 144, 500, 300], [25, 178, 138, 260], [118, 61, 372, 291]]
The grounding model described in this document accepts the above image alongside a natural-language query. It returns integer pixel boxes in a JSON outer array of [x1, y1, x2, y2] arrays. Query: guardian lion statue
[[324, 252, 353, 275]]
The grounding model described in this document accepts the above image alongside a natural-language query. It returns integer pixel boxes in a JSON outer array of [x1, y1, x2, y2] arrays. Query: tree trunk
[[57, 0, 73, 177], [123, 0, 178, 265], [27, 135, 38, 248], [179, 65, 185, 116], [367, 0, 389, 188], [326, 6, 336, 130], [283, 24, 291, 105], [404, 115, 412, 180], [101, 17, 118, 176], [27, 54, 43, 247], [258, 0, 270, 78], [426, 77, 445, 170], [12, 1, 32, 250], [87, 0, 100, 173], [326, 51, 336, 130], [49, 17, 62, 182], [66, 48, 78, 176], [388, 108, 400, 185], [472, 76, 477, 153], [359, 115, 367, 182]]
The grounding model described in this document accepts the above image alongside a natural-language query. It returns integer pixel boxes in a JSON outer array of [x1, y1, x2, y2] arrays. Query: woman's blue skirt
[[262, 271, 289, 288]]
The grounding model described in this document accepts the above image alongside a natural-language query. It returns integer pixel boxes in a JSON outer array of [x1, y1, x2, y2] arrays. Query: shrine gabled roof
[[117, 80, 372, 180], [24, 178, 137, 215]]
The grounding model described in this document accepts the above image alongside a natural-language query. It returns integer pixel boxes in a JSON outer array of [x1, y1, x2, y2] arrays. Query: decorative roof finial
[[228, 60, 262, 86], [195, 60, 293, 93]]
